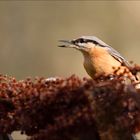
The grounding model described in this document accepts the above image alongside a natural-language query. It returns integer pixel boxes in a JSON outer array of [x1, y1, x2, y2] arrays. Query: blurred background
[[1, 1, 140, 140], [0, 1, 140, 80]]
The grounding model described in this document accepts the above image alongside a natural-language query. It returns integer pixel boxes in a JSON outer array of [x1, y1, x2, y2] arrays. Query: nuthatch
[[59, 36, 132, 77], [58, 36, 140, 139]]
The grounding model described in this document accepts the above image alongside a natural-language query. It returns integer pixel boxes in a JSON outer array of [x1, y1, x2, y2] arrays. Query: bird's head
[[58, 36, 109, 53]]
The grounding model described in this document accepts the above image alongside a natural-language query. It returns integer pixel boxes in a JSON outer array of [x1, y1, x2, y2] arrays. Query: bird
[[58, 36, 140, 140], [58, 36, 139, 85]]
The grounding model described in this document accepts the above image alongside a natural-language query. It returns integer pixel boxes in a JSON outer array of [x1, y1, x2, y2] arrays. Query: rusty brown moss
[[0, 65, 140, 140]]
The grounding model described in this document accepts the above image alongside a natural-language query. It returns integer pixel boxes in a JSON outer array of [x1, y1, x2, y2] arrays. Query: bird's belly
[[83, 56, 121, 78], [84, 62, 96, 78]]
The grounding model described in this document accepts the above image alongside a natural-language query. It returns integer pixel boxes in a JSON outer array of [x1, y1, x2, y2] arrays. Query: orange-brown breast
[[83, 46, 121, 79]]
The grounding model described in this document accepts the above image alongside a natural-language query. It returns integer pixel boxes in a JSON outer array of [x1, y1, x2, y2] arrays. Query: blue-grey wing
[[106, 46, 130, 67]]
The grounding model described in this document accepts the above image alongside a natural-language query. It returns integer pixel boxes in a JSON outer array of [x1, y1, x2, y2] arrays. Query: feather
[[106, 46, 130, 67], [79, 36, 130, 67]]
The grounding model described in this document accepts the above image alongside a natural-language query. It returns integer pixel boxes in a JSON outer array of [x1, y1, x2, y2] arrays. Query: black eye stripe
[[74, 38, 85, 43], [73, 38, 99, 44], [91, 40, 98, 45]]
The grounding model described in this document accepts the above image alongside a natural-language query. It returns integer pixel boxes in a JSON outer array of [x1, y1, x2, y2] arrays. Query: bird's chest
[[83, 57, 109, 78], [83, 48, 121, 78], [83, 59, 96, 78]]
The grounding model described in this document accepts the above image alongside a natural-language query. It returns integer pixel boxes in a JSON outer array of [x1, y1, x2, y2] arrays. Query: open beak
[[58, 40, 79, 49], [58, 40, 72, 47]]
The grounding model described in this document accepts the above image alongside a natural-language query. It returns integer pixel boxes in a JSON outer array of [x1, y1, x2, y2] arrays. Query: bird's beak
[[58, 40, 79, 49]]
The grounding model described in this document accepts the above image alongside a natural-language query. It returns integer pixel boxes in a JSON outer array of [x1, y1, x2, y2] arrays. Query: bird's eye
[[79, 38, 85, 43], [74, 38, 86, 44], [72, 39, 84, 44]]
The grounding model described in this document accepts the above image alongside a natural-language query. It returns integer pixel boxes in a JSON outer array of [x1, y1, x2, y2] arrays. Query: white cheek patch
[[86, 42, 96, 48], [77, 42, 86, 47], [76, 42, 95, 50]]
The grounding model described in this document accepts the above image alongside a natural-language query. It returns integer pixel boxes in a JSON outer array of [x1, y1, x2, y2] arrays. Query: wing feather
[[106, 46, 130, 67]]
